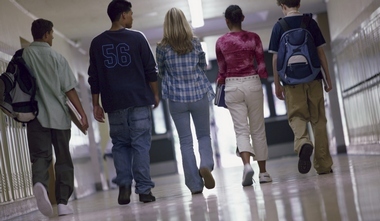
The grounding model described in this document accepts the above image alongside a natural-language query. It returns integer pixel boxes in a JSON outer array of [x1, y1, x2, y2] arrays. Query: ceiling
[[13, 0, 327, 55]]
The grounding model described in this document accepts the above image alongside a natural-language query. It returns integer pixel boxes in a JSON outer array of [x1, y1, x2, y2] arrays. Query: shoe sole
[[318, 169, 333, 175], [242, 170, 254, 186], [33, 183, 53, 217], [259, 177, 273, 184], [140, 199, 155, 203], [139, 197, 156, 203], [58, 204, 73, 216], [139, 192, 156, 203], [191, 190, 203, 195], [58, 211, 73, 216], [199, 168, 215, 189], [118, 198, 131, 205], [298, 144, 313, 174]]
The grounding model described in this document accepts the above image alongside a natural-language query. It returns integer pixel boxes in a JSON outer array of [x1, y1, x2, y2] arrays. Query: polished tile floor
[[8, 154, 380, 221]]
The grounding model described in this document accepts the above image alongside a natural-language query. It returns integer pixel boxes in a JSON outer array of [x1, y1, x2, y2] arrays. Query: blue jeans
[[108, 106, 155, 194], [169, 95, 214, 192]]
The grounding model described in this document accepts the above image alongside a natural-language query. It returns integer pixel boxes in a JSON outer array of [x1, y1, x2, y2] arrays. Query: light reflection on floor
[[8, 154, 380, 221]]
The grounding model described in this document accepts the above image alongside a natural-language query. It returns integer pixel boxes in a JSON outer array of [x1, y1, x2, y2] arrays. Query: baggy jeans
[[108, 106, 155, 194]]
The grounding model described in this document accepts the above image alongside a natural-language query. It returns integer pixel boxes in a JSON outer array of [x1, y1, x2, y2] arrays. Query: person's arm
[[317, 47, 333, 92], [272, 53, 285, 100], [65, 88, 89, 130], [149, 81, 160, 109], [254, 34, 268, 79], [195, 39, 207, 72], [139, 33, 160, 108], [215, 40, 226, 85], [91, 93, 105, 122], [156, 45, 165, 78]]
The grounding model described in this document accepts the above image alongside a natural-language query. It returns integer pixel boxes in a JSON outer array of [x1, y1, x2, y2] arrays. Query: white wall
[[327, 0, 380, 41], [0, 1, 89, 79]]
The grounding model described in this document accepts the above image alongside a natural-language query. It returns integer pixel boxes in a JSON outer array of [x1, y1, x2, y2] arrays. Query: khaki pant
[[225, 75, 268, 161], [27, 118, 73, 204], [284, 80, 333, 173]]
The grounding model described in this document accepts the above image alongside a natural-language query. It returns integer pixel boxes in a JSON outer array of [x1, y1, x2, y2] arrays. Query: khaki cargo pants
[[284, 79, 333, 173]]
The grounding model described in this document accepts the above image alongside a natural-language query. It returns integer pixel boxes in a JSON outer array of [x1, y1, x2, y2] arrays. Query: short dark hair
[[276, 0, 301, 7], [31, 19, 53, 40], [107, 0, 132, 22], [224, 5, 244, 24]]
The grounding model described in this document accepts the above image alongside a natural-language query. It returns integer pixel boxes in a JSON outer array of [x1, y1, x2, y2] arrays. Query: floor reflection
[[8, 154, 380, 221]]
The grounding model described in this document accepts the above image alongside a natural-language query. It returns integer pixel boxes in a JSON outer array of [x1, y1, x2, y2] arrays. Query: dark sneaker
[[199, 167, 215, 189], [118, 186, 131, 205], [298, 144, 313, 174], [318, 169, 333, 175], [191, 190, 203, 195], [139, 192, 156, 203]]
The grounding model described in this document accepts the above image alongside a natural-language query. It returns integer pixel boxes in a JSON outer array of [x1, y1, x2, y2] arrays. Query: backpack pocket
[[286, 62, 311, 79]]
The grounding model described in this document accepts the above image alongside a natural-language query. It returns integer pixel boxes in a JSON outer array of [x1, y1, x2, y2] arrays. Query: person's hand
[[80, 114, 89, 131], [324, 79, 333, 92], [93, 105, 105, 122], [275, 84, 285, 100], [152, 95, 160, 109], [216, 78, 225, 85]]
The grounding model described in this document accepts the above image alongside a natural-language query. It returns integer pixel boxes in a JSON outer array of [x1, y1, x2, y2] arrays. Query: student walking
[[23, 18, 89, 217], [88, 0, 159, 204], [215, 5, 272, 186], [156, 7, 216, 194], [268, 0, 334, 175]]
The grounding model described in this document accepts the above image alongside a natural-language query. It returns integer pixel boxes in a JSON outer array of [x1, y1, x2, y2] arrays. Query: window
[[271, 82, 287, 115], [152, 104, 167, 134], [263, 85, 270, 118]]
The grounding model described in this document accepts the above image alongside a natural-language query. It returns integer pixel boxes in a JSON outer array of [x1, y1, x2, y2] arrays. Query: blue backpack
[[277, 14, 321, 85]]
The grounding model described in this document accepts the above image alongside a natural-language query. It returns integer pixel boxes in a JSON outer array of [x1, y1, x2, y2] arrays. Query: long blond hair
[[158, 7, 194, 55]]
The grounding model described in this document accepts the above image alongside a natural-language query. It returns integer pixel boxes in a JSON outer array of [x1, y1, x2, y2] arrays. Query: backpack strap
[[278, 18, 291, 32], [14, 49, 24, 58], [278, 13, 313, 31], [300, 13, 312, 29]]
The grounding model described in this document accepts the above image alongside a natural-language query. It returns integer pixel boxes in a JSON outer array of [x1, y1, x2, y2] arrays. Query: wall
[[327, 0, 379, 41], [0, 1, 89, 77], [327, 0, 380, 153]]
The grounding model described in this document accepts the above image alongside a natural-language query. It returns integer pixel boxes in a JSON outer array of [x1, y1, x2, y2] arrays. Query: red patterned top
[[215, 30, 268, 83]]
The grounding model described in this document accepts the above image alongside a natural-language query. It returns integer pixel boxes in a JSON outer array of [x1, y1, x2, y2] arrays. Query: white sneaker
[[33, 182, 53, 217], [259, 172, 273, 183], [58, 204, 73, 216], [242, 164, 254, 186]]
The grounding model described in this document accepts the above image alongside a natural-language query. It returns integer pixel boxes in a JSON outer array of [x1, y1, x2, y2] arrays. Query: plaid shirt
[[156, 38, 215, 102]]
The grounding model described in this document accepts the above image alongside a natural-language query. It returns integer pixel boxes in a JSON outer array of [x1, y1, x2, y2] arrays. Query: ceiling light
[[188, 0, 204, 28]]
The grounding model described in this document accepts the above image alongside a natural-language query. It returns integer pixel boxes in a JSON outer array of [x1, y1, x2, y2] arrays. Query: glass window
[[271, 82, 287, 115], [262, 85, 270, 118], [152, 104, 167, 134]]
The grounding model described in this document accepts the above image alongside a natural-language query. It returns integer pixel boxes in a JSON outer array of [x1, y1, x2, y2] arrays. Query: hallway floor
[[8, 154, 380, 221]]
